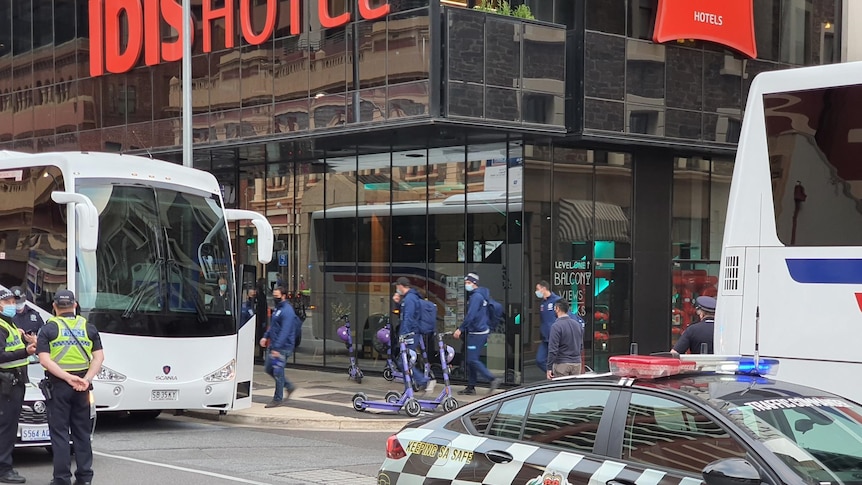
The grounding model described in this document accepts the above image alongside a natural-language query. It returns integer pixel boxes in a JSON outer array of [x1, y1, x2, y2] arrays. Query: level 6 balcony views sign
[[88, 0, 391, 77], [653, 0, 757, 58]]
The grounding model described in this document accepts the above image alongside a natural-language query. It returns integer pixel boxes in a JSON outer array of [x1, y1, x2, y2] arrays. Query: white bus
[[716, 61, 862, 404], [0, 151, 273, 415]]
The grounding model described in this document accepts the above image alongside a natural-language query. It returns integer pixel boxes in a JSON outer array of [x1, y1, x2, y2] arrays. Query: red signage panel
[[653, 0, 757, 58]]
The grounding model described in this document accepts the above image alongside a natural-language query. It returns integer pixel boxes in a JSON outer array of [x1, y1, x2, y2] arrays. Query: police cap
[[695, 295, 716, 313], [53, 289, 76, 307], [9, 286, 24, 301]]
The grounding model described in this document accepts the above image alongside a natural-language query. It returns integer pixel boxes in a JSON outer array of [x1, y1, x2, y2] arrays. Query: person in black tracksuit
[[0, 288, 36, 484], [671, 295, 716, 355]]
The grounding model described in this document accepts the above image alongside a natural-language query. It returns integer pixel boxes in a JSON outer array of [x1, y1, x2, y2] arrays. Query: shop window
[[623, 393, 746, 474]]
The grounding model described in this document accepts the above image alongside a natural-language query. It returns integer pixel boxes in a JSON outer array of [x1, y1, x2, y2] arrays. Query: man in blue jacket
[[534, 280, 561, 373], [393, 277, 430, 391], [259, 286, 298, 408], [453, 273, 500, 395]]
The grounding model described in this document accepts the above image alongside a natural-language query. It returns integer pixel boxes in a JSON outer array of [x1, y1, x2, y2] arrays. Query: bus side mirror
[[224, 209, 274, 264], [51, 192, 99, 252]]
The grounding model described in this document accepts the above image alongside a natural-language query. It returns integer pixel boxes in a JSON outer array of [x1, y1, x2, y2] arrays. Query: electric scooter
[[351, 333, 422, 417], [336, 314, 363, 384], [385, 332, 459, 412], [376, 322, 405, 382]]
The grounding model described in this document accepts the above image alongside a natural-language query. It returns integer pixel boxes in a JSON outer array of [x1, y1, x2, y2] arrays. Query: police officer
[[671, 295, 716, 355], [0, 288, 36, 484], [37, 290, 104, 485], [453, 273, 501, 395], [10, 286, 45, 336]]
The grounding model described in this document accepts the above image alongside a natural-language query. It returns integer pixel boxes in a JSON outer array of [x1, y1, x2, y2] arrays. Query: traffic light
[[245, 228, 256, 245]]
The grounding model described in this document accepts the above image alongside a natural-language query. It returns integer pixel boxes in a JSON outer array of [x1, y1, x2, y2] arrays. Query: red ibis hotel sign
[[653, 0, 757, 58], [88, 0, 391, 77]]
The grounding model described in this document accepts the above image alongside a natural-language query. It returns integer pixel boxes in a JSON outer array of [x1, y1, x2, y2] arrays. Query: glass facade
[[0, 0, 842, 382]]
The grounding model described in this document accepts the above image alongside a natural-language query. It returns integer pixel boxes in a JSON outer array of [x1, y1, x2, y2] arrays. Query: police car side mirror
[[703, 458, 762, 485]]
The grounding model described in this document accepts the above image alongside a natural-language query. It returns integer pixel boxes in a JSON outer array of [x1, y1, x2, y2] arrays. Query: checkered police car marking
[[588, 460, 627, 485], [633, 468, 667, 485]]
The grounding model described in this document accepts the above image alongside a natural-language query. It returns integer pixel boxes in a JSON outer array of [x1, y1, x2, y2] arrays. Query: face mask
[[219, 284, 227, 292], [15, 303, 25, 311], [535, 290, 543, 299], [1, 306, 15, 318], [396, 288, 404, 296], [465, 284, 474, 292]]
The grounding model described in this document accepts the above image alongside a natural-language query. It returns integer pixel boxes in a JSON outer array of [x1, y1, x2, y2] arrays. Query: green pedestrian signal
[[245, 228, 255, 245]]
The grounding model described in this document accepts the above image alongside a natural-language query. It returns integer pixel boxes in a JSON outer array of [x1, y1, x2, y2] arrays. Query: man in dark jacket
[[10, 286, 44, 336], [671, 295, 716, 355], [535, 280, 561, 373], [260, 287, 298, 408], [547, 300, 584, 379], [453, 273, 500, 395], [393, 277, 430, 391]]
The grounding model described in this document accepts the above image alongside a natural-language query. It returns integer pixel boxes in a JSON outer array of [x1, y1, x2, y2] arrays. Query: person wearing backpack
[[535, 280, 561, 374], [393, 277, 431, 392], [453, 273, 501, 395]]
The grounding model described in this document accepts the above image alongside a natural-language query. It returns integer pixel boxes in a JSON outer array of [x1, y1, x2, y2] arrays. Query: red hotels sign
[[88, 0, 391, 77], [653, 0, 757, 58]]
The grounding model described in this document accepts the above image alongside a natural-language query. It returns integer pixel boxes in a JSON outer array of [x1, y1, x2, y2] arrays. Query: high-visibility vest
[[47, 316, 93, 372], [0, 319, 27, 369]]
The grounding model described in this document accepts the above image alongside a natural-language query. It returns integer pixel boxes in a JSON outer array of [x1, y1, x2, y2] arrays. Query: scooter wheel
[[352, 392, 368, 412], [442, 397, 459, 413], [385, 391, 401, 403], [404, 398, 422, 418], [383, 368, 394, 381]]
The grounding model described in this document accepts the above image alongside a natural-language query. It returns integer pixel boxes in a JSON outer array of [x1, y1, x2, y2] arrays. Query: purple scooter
[[351, 332, 422, 417], [385, 332, 459, 413]]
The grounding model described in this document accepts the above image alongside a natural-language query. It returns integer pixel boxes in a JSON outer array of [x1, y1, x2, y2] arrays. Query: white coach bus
[[716, 61, 862, 404], [0, 151, 272, 415]]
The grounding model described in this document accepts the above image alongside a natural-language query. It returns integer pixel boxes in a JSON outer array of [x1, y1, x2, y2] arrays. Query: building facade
[[0, 0, 840, 382]]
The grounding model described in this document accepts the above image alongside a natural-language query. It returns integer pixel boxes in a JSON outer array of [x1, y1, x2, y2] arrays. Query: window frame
[[461, 385, 622, 455], [609, 388, 767, 477]]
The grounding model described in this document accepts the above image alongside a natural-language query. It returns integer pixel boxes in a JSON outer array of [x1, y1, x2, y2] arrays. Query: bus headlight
[[204, 359, 235, 383], [95, 366, 126, 383]]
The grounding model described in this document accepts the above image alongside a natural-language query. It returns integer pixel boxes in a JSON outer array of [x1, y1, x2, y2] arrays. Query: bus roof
[[0, 151, 221, 195]]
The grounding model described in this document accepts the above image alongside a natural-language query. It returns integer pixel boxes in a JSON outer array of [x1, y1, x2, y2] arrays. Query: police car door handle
[[484, 450, 513, 464], [607, 480, 636, 485]]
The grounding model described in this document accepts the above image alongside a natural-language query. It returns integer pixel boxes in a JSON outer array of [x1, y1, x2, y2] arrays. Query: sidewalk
[[182, 365, 492, 432]]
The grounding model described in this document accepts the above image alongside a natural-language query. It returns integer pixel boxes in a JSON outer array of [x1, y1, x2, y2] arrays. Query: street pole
[[182, 0, 193, 167]]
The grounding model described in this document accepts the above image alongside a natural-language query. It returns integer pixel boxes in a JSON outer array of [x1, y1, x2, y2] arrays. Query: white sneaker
[[425, 379, 437, 393]]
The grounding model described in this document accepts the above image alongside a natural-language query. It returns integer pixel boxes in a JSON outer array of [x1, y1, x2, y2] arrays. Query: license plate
[[20, 424, 50, 442], [150, 390, 178, 401]]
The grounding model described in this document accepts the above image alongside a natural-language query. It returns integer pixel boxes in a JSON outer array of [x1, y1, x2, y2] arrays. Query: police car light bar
[[609, 355, 781, 379], [679, 355, 780, 376], [609, 356, 697, 379]]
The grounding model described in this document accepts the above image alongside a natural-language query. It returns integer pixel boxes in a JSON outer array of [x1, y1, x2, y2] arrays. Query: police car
[[378, 355, 862, 485], [16, 357, 96, 453]]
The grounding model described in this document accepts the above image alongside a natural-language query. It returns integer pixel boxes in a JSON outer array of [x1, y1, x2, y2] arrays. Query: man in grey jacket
[[547, 300, 584, 379]]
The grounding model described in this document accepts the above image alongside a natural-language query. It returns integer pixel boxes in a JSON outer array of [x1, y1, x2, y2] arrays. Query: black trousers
[[46, 379, 93, 484], [0, 384, 24, 474]]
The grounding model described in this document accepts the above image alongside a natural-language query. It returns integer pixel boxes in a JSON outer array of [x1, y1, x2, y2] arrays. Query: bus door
[[233, 264, 257, 409]]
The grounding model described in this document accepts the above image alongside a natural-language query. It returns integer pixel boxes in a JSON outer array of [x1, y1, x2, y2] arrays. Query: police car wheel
[[442, 397, 459, 412], [385, 391, 401, 403], [404, 398, 421, 417], [352, 392, 367, 412], [383, 368, 394, 381]]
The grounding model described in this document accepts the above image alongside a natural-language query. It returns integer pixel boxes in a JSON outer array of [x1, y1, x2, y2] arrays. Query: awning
[[557, 199, 630, 242]]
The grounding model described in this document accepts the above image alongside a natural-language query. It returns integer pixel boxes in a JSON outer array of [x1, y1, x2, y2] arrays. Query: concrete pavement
[[182, 365, 493, 432]]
